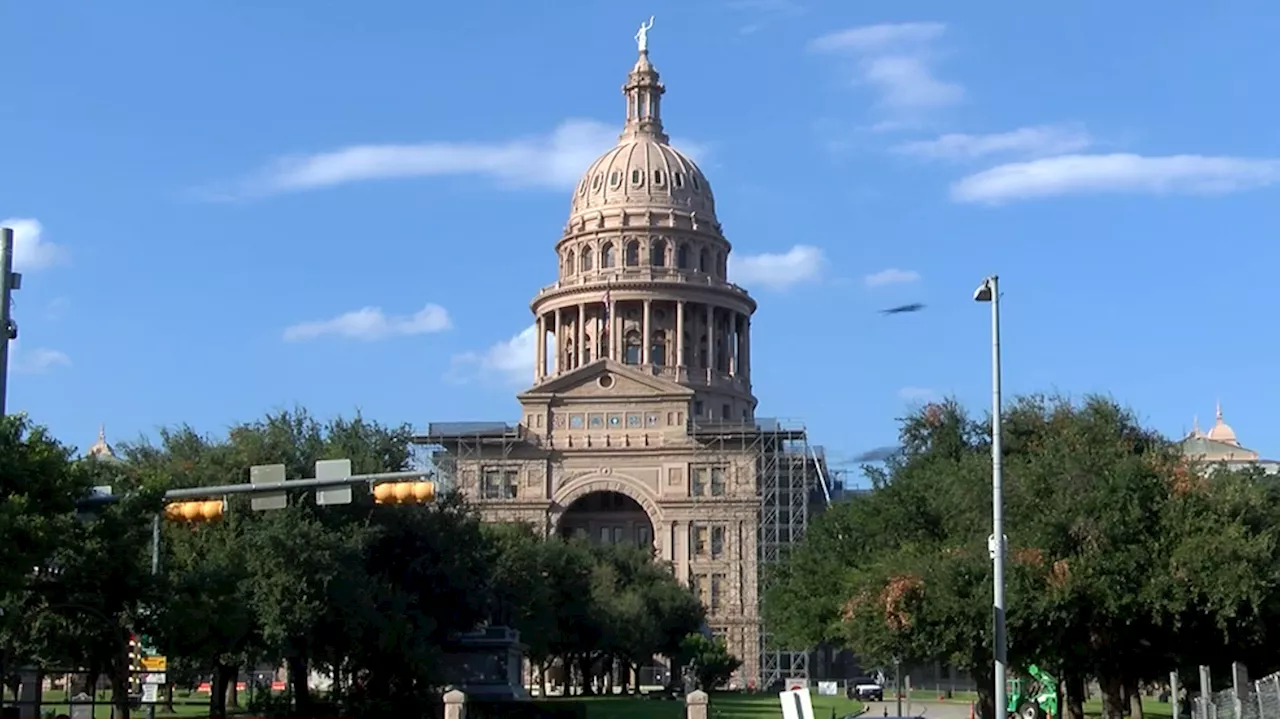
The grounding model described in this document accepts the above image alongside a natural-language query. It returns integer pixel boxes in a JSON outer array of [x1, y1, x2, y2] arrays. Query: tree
[[765, 395, 1280, 719], [0, 414, 88, 693], [680, 633, 742, 691]]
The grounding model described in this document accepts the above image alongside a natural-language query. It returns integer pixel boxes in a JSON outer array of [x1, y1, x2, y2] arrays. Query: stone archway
[[551, 477, 664, 552]]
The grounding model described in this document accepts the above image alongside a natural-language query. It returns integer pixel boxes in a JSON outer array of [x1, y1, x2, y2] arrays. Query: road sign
[[140, 656, 167, 671], [315, 459, 353, 506], [142, 683, 159, 703], [250, 464, 288, 511], [779, 688, 815, 719]]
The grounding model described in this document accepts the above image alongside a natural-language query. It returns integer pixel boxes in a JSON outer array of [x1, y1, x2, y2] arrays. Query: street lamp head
[[973, 276, 997, 303]]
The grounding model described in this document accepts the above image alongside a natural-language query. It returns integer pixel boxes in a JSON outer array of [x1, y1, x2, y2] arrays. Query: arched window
[[580, 247, 594, 272], [565, 250, 576, 276], [716, 252, 725, 277], [715, 337, 726, 372], [601, 243, 616, 268], [625, 240, 641, 267], [676, 243, 689, 269], [699, 248, 710, 273], [698, 334, 709, 369], [682, 332, 693, 367], [563, 340, 576, 371], [624, 330, 642, 365], [583, 333, 593, 364], [651, 330, 668, 366], [650, 239, 667, 267]]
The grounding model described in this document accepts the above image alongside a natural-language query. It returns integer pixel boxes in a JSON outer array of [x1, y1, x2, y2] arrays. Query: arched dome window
[[563, 340, 576, 371], [698, 334, 709, 369], [716, 252, 725, 278], [682, 331, 693, 366], [583, 332, 594, 364], [624, 330, 642, 365], [564, 250, 576, 276], [625, 240, 641, 267], [651, 239, 667, 267], [676, 243, 689, 269], [602, 243, 616, 269], [699, 248, 710, 273], [651, 330, 668, 366], [580, 247, 594, 272]]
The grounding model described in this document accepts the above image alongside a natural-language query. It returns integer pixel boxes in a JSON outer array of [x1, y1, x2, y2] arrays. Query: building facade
[[1179, 403, 1279, 474], [420, 42, 830, 689]]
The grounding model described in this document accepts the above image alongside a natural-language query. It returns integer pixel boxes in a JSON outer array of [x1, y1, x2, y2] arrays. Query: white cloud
[[0, 218, 68, 271], [729, 245, 825, 291], [809, 22, 962, 113], [898, 386, 937, 401], [728, 0, 804, 35], [451, 324, 556, 386], [222, 120, 707, 199], [282, 304, 451, 342], [951, 153, 1280, 205], [864, 268, 920, 288], [11, 346, 71, 374], [892, 125, 1094, 162]]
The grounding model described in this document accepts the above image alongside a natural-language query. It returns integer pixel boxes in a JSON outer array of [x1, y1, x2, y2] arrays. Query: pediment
[[518, 359, 693, 401]]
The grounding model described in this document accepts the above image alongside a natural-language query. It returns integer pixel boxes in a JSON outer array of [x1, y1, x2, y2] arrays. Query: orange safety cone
[[969, 701, 976, 719]]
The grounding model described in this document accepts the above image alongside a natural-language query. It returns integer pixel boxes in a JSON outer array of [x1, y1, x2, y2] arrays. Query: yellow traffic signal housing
[[164, 500, 226, 522], [373, 480, 435, 505]]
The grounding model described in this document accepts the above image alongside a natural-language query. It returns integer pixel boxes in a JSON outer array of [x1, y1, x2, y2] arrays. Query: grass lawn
[[554, 692, 863, 719]]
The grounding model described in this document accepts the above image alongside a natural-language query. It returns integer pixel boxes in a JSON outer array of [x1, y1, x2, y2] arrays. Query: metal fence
[[1198, 671, 1280, 719]]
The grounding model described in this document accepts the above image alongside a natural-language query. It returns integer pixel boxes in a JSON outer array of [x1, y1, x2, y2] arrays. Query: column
[[704, 304, 714, 374], [732, 313, 742, 376], [535, 314, 546, 381], [642, 299, 652, 365], [676, 300, 686, 372], [576, 303, 585, 367], [611, 298, 620, 360], [553, 307, 563, 374], [742, 316, 751, 378]]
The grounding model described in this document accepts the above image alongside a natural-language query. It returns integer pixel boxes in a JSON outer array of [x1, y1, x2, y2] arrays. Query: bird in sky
[[880, 303, 925, 315]]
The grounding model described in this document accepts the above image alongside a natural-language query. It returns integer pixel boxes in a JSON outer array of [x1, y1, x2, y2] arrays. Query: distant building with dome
[[1179, 403, 1279, 474], [415, 37, 831, 690], [85, 425, 121, 462]]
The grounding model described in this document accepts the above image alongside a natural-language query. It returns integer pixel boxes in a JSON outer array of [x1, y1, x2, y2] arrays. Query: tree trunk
[[1126, 678, 1144, 719], [164, 683, 175, 713], [288, 657, 311, 713], [110, 650, 131, 719], [577, 657, 594, 696], [973, 665, 995, 719], [1064, 672, 1086, 719], [224, 666, 239, 710], [209, 663, 236, 719], [1101, 675, 1126, 719]]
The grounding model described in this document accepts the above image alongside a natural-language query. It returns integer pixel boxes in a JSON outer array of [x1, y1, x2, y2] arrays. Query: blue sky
[[5, 0, 1280, 478]]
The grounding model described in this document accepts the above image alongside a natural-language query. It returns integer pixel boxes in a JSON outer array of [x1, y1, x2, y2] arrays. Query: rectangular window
[[694, 525, 709, 557], [503, 470, 519, 499], [711, 573, 726, 611], [711, 526, 725, 558], [600, 526, 611, 545], [695, 574, 710, 605], [694, 400, 704, 416], [637, 525, 653, 549], [691, 467, 707, 497], [482, 469, 502, 499], [612, 526, 626, 544], [710, 467, 726, 496], [722, 404, 730, 420]]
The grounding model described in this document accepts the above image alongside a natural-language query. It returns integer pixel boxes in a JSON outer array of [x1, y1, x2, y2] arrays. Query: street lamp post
[[974, 275, 1006, 719]]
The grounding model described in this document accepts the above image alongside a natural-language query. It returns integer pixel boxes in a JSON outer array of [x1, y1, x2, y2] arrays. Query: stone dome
[[568, 51, 717, 222], [1207, 401, 1239, 446]]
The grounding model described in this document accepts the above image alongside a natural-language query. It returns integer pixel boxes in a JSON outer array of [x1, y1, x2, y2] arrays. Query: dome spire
[[621, 17, 668, 144]]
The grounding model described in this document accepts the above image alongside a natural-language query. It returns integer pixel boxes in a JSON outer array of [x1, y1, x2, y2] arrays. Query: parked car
[[849, 677, 884, 702]]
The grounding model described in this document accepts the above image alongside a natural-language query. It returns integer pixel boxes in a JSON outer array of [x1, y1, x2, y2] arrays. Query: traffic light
[[372, 480, 436, 505], [163, 500, 225, 522]]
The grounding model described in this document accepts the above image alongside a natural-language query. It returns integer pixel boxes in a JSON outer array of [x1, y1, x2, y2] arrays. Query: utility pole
[[0, 226, 19, 417]]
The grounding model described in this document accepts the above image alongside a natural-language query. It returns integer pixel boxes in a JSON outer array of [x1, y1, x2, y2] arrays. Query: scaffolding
[[413, 421, 535, 498], [689, 417, 832, 690]]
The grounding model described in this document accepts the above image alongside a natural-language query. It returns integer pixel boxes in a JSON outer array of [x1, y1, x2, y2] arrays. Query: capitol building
[[416, 38, 832, 689]]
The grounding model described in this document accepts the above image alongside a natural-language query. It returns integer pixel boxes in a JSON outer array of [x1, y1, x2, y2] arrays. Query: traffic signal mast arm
[[77, 468, 436, 510]]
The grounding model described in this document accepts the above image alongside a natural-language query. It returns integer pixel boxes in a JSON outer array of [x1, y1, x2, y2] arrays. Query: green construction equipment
[[1007, 664, 1060, 719]]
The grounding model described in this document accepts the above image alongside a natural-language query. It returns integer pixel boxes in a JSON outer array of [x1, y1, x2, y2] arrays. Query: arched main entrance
[[557, 490, 655, 550]]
